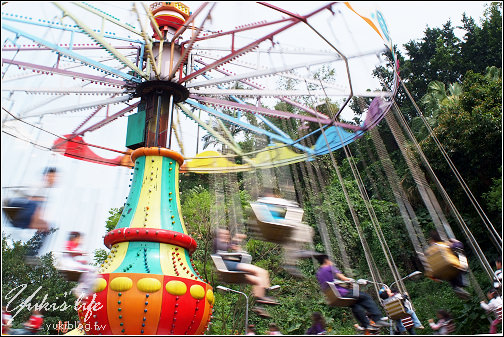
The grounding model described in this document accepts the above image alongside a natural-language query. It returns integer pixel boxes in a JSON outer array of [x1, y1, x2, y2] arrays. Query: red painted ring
[[104, 228, 197, 254]]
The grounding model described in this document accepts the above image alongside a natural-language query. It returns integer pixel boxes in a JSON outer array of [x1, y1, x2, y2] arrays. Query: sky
[[1, 1, 490, 255]]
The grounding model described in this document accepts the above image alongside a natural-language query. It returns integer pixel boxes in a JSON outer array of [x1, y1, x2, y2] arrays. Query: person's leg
[[356, 292, 383, 322], [406, 308, 422, 328], [28, 205, 49, 231], [8, 328, 25, 335], [350, 303, 370, 328], [237, 263, 270, 298], [238, 264, 270, 288], [407, 327, 417, 335], [243, 274, 264, 297], [449, 273, 470, 299], [396, 319, 406, 333], [449, 272, 466, 288]]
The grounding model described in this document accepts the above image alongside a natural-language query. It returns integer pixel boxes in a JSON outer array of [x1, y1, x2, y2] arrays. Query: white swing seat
[[211, 253, 252, 284], [324, 281, 358, 307], [2, 205, 21, 221], [52, 251, 86, 282], [250, 202, 296, 244], [383, 295, 409, 320]]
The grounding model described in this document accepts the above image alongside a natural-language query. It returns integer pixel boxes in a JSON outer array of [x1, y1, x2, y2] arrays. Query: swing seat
[[211, 253, 252, 284], [425, 243, 467, 281], [324, 281, 358, 307], [2, 198, 39, 229], [495, 305, 502, 321], [383, 295, 409, 320], [2, 205, 21, 222], [250, 202, 295, 244], [52, 252, 85, 282]]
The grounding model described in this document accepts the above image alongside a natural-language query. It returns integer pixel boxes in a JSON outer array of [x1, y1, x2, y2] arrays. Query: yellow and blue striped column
[[78, 147, 213, 335]]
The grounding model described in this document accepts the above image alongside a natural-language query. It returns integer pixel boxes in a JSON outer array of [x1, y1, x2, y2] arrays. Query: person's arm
[[428, 319, 441, 330], [480, 301, 491, 311], [335, 272, 351, 282]]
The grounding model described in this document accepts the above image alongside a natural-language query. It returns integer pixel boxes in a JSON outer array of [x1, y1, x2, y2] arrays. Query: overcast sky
[[1, 2, 490, 255]]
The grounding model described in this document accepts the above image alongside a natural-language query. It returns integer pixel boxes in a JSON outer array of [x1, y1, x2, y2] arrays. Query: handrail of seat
[[328, 280, 359, 298], [382, 293, 404, 305]]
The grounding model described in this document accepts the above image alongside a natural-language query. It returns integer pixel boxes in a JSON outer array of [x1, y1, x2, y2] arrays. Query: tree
[[401, 20, 463, 103], [2, 232, 78, 335], [459, 3, 502, 76], [420, 68, 502, 230], [414, 80, 463, 140]]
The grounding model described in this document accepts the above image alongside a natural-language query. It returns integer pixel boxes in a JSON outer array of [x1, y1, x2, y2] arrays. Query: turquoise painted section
[[160, 156, 184, 233], [116, 156, 145, 229], [313, 126, 364, 156], [113, 241, 163, 274]]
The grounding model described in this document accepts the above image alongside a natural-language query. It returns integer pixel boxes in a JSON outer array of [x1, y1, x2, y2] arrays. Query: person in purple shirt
[[315, 254, 390, 331], [306, 312, 326, 335]]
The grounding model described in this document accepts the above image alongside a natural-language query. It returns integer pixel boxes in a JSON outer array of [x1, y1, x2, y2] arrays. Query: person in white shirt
[[428, 310, 455, 334], [480, 288, 502, 334]]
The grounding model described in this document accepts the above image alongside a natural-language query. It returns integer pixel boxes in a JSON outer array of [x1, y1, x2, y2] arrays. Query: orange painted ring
[[150, 5, 190, 20], [131, 147, 184, 166]]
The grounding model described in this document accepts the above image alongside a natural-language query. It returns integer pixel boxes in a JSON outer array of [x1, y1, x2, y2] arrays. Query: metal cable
[[398, 79, 501, 248], [391, 102, 497, 284]]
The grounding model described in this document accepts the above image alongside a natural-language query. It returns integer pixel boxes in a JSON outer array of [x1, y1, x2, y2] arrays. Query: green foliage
[[482, 166, 502, 212], [2, 233, 78, 335], [420, 68, 502, 228], [105, 207, 123, 232], [92, 248, 108, 267]]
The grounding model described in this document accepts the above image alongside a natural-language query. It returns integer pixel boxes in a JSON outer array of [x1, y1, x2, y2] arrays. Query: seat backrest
[[211, 254, 228, 271], [251, 203, 276, 223], [400, 316, 414, 329], [324, 282, 358, 307], [284, 207, 304, 222], [383, 296, 409, 320], [495, 306, 502, 320], [444, 320, 456, 334], [2, 206, 21, 220], [425, 243, 465, 280], [211, 254, 250, 284]]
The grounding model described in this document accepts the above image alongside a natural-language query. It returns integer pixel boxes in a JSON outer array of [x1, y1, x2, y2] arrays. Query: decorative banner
[[344, 2, 398, 69]]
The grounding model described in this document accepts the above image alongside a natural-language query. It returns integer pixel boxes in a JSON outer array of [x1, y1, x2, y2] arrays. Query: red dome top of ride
[[149, 1, 191, 39]]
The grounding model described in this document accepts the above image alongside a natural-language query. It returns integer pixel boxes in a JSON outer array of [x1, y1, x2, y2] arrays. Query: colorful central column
[[77, 2, 214, 334], [78, 147, 214, 335]]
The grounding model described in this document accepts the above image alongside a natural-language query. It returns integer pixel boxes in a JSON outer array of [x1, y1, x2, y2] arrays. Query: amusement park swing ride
[[3, 1, 499, 335]]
